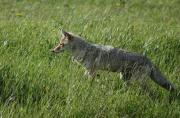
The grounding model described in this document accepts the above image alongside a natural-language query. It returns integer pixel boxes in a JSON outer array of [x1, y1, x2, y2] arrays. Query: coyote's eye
[[60, 43, 64, 47]]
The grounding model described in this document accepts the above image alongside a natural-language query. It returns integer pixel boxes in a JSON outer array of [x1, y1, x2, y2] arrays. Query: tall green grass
[[0, 0, 180, 117]]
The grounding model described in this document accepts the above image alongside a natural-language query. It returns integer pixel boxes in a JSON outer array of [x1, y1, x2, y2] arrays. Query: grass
[[0, 0, 180, 117]]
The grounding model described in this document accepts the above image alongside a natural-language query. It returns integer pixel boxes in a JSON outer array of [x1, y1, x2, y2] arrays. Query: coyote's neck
[[71, 39, 92, 62]]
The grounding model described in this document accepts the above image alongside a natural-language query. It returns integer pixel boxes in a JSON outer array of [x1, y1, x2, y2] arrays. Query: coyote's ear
[[61, 29, 72, 40]]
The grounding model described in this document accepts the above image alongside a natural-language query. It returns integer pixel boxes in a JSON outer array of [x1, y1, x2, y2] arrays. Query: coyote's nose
[[51, 49, 55, 53]]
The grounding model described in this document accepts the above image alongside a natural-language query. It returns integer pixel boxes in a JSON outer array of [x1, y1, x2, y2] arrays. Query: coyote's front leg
[[84, 69, 96, 78]]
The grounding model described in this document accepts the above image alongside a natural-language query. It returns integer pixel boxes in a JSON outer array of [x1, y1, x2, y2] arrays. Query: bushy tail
[[149, 65, 176, 92]]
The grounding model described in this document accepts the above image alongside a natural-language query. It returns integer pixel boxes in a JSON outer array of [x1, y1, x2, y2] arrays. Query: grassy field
[[0, 0, 180, 117]]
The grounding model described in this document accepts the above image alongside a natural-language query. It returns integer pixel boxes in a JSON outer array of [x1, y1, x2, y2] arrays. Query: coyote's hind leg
[[121, 72, 132, 87]]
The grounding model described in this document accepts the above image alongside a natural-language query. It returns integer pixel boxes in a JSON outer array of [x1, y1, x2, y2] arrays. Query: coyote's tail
[[149, 64, 176, 92]]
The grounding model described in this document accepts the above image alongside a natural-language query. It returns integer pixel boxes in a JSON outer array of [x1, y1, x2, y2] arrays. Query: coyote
[[51, 30, 176, 92]]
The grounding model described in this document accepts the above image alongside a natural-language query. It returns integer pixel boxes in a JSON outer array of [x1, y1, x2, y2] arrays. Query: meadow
[[0, 0, 180, 117]]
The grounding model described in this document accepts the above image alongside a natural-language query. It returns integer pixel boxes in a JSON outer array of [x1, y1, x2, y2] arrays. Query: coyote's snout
[[52, 30, 176, 92], [51, 30, 73, 53]]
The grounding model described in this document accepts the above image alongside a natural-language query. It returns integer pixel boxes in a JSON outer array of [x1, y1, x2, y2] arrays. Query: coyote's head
[[51, 30, 74, 53]]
